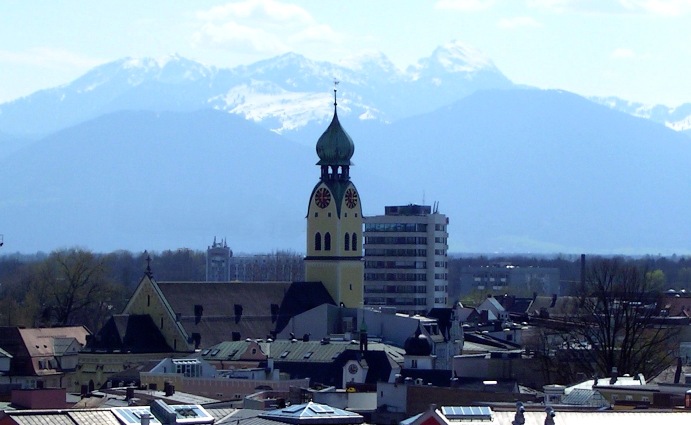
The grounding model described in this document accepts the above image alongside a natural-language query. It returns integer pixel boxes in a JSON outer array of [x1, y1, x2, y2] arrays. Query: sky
[[1, 0, 691, 106]]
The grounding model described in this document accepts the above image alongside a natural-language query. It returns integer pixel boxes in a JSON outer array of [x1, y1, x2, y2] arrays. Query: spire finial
[[144, 250, 153, 278], [333, 79, 339, 108]]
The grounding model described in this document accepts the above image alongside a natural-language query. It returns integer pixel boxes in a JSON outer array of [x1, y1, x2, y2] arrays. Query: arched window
[[315, 232, 322, 251], [325, 232, 331, 251], [344, 232, 350, 251], [352, 233, 358, 251]]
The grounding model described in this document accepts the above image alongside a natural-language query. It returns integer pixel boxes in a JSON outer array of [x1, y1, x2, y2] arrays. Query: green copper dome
[[316, 109, 354, 166]]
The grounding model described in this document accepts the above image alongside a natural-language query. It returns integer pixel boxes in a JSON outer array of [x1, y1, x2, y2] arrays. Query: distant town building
[[206, 237, 232, 282], [454, 263, 560, 300], [363, 204, 449, 315], [229, 253, 304, 282]]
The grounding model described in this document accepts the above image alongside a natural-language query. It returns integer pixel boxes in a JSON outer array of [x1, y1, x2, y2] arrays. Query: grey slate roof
[[156, 281, 335, 347]]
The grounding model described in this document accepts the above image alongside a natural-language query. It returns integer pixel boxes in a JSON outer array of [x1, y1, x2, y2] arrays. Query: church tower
[[305, 87, 363, 308]]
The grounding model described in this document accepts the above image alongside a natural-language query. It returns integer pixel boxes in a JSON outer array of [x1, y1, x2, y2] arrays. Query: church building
[[304, 88, 364, 308]]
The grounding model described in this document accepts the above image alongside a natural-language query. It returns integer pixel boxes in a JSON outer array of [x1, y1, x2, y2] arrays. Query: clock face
[[345, 188, 358, 209], [348, 363, 358, 374], [314, 188, 331, 209]]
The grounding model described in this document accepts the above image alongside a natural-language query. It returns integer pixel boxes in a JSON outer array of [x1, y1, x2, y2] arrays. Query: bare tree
[[27, 248, 119, 330], [539, 258, 680, 383]]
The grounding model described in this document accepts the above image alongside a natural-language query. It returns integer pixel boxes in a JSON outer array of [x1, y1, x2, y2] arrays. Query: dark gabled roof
[[463, 331, 522, 351], [426, 308, 452, 340], [87, 314, 172, 353], [274, 282, 336, 335], [530, 295, 583, 317], [499, 295, 534, 316], [157, 281, 294, 346]]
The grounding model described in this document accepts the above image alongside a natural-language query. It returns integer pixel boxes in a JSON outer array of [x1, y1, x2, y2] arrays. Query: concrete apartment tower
[[363, 204, 449, 314], [304, 88, 364, 308], [206, 236, 232, 282]]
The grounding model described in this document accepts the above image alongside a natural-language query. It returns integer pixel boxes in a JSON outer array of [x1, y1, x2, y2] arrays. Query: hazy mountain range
[[0, 41, 689, 255]]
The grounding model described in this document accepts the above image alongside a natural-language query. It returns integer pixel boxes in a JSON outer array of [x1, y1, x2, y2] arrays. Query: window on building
[[325, 232, 331, 251], [352, 233, 357, 251], [345, 233, 350, 251], [315, 232, 322, 251]]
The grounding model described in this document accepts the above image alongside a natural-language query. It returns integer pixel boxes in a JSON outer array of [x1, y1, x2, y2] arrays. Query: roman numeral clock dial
[[345, 188, 358, 209], [315, 188, 331, 209]]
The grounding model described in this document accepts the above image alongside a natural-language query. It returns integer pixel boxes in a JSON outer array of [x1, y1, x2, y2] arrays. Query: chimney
[[674, 357, 683, 384], [140, 413, 150, 425], [544, 407, 556, 425], [513, 402, 525, 425], [550, 294, 557, 308], [610, 367, 618, 384]]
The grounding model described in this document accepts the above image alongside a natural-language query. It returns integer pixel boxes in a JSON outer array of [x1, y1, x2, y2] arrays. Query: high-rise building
[[206, 237, 232, 282], [304, 89, 364, 308], [363, 204, 449, 315]]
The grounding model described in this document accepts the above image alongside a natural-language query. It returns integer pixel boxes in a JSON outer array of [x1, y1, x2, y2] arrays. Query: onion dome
[[404, 325, 432, 356], [316, 94, 354, 166]]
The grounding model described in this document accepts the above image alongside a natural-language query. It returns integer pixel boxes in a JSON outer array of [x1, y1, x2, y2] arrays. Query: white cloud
[[622, 0, 691, 16], [192, 0, 342, 55], [528, 0, 691, 15], [435, 0, 496, 11], [497, 16, 541, 29]]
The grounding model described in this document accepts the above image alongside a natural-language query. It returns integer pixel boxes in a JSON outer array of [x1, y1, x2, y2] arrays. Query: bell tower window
[[352, 233, 358, 251], [325, 232, 331, 251], [344, 233, 350, 251], [315, 232, 322, 251]]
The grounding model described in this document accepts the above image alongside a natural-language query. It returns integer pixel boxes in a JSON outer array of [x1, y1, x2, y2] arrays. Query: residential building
[[363, 204, 449, 315], [0, 326, 89, 393]]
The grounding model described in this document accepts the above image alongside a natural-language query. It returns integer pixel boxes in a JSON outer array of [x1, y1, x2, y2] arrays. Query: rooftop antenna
[[422, 190, 425, 206]]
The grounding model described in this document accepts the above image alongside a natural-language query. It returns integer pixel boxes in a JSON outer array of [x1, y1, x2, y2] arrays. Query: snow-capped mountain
[[591, 96, 691, 132], [0, 41, 513, 138], [1, 41, 690, 255]]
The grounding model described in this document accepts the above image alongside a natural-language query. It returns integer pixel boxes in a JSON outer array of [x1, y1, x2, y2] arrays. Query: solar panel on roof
[[441, 406, 492, 420]]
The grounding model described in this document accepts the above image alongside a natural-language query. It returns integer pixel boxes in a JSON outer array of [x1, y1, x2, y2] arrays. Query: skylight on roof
[[113, 407, 162, 425], [441, 406, 492, 420], [309, 405, 335, 414]]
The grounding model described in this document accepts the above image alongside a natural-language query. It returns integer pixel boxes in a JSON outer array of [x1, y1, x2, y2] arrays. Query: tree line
[[0, 248, 304, 331]]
